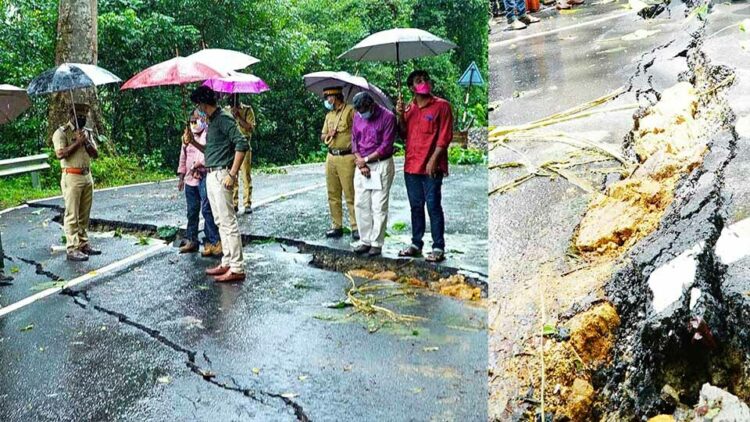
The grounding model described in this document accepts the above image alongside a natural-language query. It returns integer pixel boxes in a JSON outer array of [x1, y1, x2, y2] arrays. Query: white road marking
[[490, 10, 633, 49], [0, 241, 168, 318]]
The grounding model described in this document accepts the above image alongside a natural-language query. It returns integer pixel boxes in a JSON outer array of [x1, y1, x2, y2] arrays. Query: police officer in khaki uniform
[[320, 87, 359, 240], [52, 103, 100, 262], [225, 94, 256, 215]]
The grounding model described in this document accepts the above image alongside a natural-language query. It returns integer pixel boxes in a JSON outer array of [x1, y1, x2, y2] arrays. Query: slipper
[[398, 245, 422, 258], [425, 250, 445, 263]]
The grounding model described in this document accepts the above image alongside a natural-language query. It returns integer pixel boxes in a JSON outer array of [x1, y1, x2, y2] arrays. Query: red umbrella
[[120, 56, 229, 90]]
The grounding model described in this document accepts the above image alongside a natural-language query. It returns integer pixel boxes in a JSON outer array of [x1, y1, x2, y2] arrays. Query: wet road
[[0, 161, 488, 421]]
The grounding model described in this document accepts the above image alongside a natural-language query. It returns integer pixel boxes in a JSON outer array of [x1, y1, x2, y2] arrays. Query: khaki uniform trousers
[[61, 172, 94, 252], [354, 158, 395, 248], [206, 169, 245, 274], [326, 153, 357, 231], [232, 150, 252, 209]]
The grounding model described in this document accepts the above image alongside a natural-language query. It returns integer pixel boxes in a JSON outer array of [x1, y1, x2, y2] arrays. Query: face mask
[[324, 100, 334, 111], [414, 82, 431, 95], [358, 111, 372, 120], [190, 119, 207, 134], [75, 117, 87, 129]]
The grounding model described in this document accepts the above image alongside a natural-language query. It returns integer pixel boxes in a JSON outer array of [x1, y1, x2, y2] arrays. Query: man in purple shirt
[[351, 92, 396, 256]]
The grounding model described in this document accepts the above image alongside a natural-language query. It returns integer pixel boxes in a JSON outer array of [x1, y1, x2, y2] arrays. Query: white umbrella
[[188, 48, 260, 72], [0, 84, 31, 125], [303, 71, 393, 110], [338, 28, 457, 94]]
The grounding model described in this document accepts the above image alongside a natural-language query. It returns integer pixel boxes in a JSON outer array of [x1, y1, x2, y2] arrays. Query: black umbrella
[[27, 63, 121, 127]]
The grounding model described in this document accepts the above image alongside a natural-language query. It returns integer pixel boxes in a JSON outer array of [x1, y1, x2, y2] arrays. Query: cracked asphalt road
[[0, 161, 487, 421]]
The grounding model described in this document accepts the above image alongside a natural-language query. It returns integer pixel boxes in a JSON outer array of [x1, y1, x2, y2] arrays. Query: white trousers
[[206, 169, 244, 273], [354, 157, 395, 248]]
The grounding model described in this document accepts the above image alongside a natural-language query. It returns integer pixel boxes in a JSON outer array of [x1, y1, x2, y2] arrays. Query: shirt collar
[[209, 107, 221, 121], [412, 95, 435, 109]]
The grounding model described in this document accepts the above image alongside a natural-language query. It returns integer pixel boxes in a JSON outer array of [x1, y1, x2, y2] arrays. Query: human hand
[[327, 129, 336, 139], [355, 157, 367, 168], [222, 174, 236, 190], [178, 178, 185, 192], [360, 165, 371, 178], [396, 97, 405, 115], [426, 158, 438, 177]]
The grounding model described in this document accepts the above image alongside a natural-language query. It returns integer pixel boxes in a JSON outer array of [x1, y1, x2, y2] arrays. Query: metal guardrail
[[0, 153, 51, 189]]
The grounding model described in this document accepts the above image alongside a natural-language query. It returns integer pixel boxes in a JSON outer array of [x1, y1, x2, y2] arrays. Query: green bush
[[448, 147, 486, 165]]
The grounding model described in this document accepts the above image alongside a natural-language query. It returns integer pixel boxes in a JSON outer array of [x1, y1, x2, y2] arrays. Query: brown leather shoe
[[205, 265, 230, 276], [557, 0, 572, 8], [201, 243, 214, 257], [211, 241, 223, 257], [568, 0, 584, 5], [67, 250, 89, 262], [79, 244, 102, 256], [180, 241, 199, 254], [213, 271, 245, 283]]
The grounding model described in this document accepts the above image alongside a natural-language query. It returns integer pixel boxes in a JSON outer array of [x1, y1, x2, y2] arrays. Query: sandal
[[398, 245, 422, 258], [425, 250, 446, 263]]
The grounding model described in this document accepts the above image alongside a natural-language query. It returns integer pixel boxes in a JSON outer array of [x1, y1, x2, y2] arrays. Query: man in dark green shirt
[[189, 86, 248, 283]]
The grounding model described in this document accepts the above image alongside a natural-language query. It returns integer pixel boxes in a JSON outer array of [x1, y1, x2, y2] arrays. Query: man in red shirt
[[396, 70, 453, 263]]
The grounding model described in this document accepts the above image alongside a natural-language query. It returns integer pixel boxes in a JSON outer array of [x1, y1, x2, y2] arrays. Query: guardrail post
[[31, 171, 41, 189]]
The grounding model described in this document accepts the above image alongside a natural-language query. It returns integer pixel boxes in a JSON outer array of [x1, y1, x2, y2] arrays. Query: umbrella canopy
[[121, 56, 228, 90], [188, 49, 259, 72], [27, 63, 121, 95], [203, 71, 270, 94], [0, 84, 31, 124], [338, 28, 457, 63], [303, 71, 393, 109]]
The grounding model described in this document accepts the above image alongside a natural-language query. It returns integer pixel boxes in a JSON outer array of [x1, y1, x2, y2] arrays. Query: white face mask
[[190, 119, 207, 133], [324, 100, 334, 110]]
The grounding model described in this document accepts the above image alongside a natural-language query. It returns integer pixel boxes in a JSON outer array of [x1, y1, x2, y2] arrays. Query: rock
[[696, 384, 750, 421], [561, 378, 595, 421], [347, 269, 375, 279], [567, 303, 621, 366], [372, 271, 398, 281]]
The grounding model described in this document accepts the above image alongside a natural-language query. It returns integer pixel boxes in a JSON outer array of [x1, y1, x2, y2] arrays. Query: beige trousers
[[61, 173, 94, 252], [326, 153, 357, 230], [232, 150, 252, 209], [206, 169, 244, 273], [354, 157, 395, 248]]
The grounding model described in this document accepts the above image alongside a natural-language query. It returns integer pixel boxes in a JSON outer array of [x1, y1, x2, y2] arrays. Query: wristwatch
[[364, 156, 370, 163]]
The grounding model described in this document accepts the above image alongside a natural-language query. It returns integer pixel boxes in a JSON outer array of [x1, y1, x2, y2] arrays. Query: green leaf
[[324, 300, 353, 309], [20, 324, 34, 332], [542, 324, 557, 336], [391, 221, 408, 232], [9, 266, 20, 274]]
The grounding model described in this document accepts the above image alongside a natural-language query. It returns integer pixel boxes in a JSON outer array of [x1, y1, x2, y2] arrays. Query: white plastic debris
[[648, 242, 703, 313]]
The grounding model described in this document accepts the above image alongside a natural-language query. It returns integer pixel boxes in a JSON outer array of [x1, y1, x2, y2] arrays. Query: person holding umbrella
[[52, 103, 101, 262], [350, 92, 396, 257], [225, 93, 256, 215], [177, 108, 221, 257], [320, 87, 359, 240], [189, 86, 248, 283], [396, 70, 452, 263]]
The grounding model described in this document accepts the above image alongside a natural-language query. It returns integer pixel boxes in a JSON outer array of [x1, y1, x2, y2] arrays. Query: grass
[[448, 147, 487, 165], [0, 153, 173, 210]]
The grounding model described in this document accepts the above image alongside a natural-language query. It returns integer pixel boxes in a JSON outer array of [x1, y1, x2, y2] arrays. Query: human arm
[[425, 103, 453, 177]]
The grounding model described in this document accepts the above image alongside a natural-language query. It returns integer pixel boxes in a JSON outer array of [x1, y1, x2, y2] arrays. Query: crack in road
[[61, 288, 311, 421], [15, 256, 64, 281]]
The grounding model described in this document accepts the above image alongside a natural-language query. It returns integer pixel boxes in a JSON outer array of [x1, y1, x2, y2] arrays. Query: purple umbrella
[[203, 71, 270, 94], [302, 71, 393, 110]]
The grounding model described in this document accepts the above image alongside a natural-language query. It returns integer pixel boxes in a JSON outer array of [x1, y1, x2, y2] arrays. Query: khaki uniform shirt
[[52, 122, 94, 169], [321, 104, 354, 150], [224, 104, 256, 140]]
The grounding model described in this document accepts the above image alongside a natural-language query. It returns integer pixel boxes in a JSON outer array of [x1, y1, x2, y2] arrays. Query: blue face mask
[[358, 111, 372, 120], [324, 100, 334, 111]]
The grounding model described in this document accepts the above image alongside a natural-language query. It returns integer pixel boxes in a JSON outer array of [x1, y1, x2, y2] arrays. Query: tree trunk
[[48, 0, 106, 145]]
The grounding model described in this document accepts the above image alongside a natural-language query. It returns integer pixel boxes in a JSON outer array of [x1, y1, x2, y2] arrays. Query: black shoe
[[234, 206, 239, 213], [368, 247, 382, 257], [353, 244, 370, 254], [326, 228, 344, 238], [67, 250, 89, 261], [79, 244, 102, 256], [352, 231, 360, 241]]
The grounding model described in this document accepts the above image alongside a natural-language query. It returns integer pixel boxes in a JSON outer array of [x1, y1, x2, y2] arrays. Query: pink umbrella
[[202, 71, 270, 94], [120, 56, 229, 90]]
